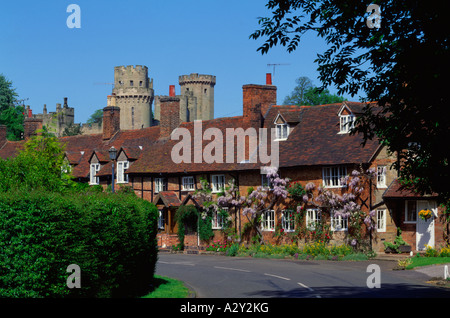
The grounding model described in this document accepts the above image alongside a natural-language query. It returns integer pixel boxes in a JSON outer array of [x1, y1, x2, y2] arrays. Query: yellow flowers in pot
[[419, 209, 433, 221]]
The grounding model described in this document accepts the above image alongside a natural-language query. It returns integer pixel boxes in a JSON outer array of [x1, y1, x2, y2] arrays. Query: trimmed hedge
[[0, 190, 158, 298]]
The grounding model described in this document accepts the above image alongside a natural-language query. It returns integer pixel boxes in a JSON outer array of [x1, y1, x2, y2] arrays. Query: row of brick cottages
[[0, 81, 445, 253]]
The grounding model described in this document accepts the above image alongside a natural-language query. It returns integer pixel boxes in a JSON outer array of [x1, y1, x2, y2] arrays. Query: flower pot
[[399, 245, 411, 253]]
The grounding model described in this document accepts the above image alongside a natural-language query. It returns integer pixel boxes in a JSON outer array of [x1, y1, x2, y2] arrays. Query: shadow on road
[[244, 282, 450, 298]]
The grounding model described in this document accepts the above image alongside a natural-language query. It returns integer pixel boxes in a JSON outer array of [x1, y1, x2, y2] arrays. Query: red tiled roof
[[277, 103, 379, 167], [60, 126, 160, 178], [0, 101, 381, 179], [0, 141, 23, 159], [126, 116, 254, 174], [153, 191, 181, 207], [383, 179, 439, 199]]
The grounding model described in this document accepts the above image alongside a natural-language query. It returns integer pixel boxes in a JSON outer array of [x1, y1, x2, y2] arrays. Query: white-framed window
[[89, 163, 100, 185], [405, 200, 417, 223], [323, 166, 347, 188], [211, 174, 225, 193], [261, 210, 275, 231], [158, 210, 165, 230], [306, 208, 321, 230], [276, 123, 289, 140], [117, 160, 129, 183], [154, 177, 167, 193], [377, 165, 387, 188], [261, 174, 272, 189], [281, 210, 295, 232], [182, 176, 195, 191], [331, 212, 348, 231], [212, 208, 227, 229], [339, 115, 355, 133], [376, 209, 386, 232]]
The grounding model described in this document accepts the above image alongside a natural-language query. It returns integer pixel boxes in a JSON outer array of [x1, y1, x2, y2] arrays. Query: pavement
[[375, 252, 450, 279]]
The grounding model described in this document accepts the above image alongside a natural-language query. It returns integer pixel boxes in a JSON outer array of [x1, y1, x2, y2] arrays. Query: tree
[[0, 74, 24, 140], [250, 1, 449, 202], [63, 123, 83, 136], [303, 87, 345, 105], [0, 126, 71, 192], [87, 109, 103, 125], [283, 76, 345, 105], [283, 76, 313, 105]]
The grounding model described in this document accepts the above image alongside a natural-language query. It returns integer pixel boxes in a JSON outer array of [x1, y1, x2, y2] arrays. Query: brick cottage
[[0, 74, 446, 253]]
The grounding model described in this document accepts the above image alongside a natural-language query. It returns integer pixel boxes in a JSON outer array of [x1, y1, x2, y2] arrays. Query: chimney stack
[[159, 96, 180, 139], [169, 85, 176, 97], [243, 74, 277, 128], [103, 100, 120, 140], [23, 118, 43, 140]]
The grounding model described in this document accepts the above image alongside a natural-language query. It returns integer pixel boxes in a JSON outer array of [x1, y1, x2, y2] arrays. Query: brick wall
[[23, 118, 43, 139], [243, 84, 277, 126], [159, 96, 180, 138], [102, 106, 120, 140]]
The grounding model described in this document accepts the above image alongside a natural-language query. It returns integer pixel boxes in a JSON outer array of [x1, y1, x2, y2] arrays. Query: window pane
[[377, 209, 386, 232], [183, 176, 194, 190], [407, 201, 417, 221]]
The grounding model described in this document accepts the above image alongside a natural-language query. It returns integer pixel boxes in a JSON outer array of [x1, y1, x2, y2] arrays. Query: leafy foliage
[[0, 131, 158, 298], [62, 123, 83, 136], [175, 205, 198, 249], [0, 190, 158, 298], [0, 74, 24, 140], [250, 0, 449, 203], [0, 126, 70, 192], [284, 76, 345, 105], [86, 109, 103, 125]]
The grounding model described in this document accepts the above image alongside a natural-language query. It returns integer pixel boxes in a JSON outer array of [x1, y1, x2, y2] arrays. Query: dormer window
[[276, 123, 288, 140], [274, 114, 289, 140], [117, 160, 129, 183], [339, 114, 355, 133], [338, 103, 356, 134], [90, 163, 100, 185]]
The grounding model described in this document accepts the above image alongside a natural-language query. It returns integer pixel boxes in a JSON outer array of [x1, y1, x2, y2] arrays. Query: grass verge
[[406, 257, 450, 270], [142, 275, 191, 298]]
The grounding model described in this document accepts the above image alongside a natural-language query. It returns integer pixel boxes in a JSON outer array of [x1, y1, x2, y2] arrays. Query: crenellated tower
[[112, 65, 154, 130], [178, 73, 215, 121]]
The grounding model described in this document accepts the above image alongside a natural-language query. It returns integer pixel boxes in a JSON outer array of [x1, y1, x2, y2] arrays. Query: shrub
[[439, 246, 450, 257], [424, 245, 439, 257], [0, 190, 158, 298]]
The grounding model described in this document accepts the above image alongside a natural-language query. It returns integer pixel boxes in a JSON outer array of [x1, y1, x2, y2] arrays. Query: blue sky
[[0, 1, 355, 124]]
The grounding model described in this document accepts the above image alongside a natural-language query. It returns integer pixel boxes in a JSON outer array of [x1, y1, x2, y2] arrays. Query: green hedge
[[0, 190, 158, 298]]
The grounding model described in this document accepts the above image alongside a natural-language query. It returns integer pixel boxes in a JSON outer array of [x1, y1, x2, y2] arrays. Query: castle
[[26, 65, 216, 136]]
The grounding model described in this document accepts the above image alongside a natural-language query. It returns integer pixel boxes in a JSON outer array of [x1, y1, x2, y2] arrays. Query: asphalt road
[[155, 253, 450, 299]]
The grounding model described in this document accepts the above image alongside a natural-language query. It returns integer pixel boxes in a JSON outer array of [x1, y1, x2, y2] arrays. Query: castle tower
[[178, 73, 216, 121], [112, 65, 154, 130]]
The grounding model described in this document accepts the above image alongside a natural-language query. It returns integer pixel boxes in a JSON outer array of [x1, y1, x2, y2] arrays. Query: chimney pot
[[169, 85, 175, 97], [266, 73, 272, 85]]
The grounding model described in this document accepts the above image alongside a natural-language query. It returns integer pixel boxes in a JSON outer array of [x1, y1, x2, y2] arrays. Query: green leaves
[[283, 76, 345, 105], [252, 0, 450, 203], [0, 190, 158, 298]]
